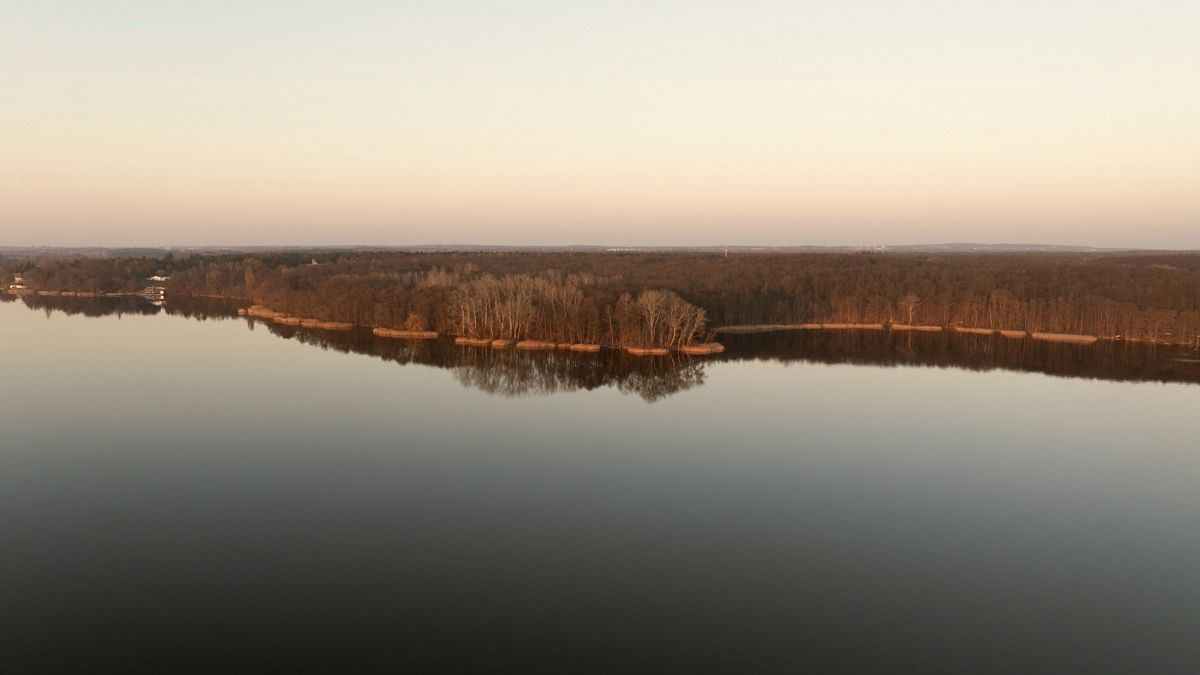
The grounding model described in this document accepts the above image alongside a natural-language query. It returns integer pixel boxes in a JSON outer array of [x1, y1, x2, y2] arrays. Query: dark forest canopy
[[9, 250, 1200, 346]]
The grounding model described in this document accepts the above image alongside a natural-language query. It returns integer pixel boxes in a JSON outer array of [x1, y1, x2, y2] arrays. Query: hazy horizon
[[3, 1, 1197, 248], [4, 240, 1199, 252]]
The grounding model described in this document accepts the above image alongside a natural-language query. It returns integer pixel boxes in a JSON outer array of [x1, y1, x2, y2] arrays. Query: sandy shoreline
[[714, 322, 1122, 346]]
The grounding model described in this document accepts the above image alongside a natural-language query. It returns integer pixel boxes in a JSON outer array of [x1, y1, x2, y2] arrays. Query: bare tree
[[900, 292, 920, 325]]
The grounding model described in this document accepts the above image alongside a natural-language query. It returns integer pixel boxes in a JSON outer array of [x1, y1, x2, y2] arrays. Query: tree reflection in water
[[264, 320, 707, 403], [16, 294, 1200, 401], [720, 328, 1200, 387]]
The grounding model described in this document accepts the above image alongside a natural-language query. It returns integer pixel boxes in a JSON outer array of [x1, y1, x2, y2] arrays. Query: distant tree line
[[10, 250, 1200, 345], [15, 256, 163, 294]]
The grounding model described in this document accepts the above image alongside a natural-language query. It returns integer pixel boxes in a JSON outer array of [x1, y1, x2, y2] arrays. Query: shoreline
[[241, 302, 726, 356], [713, 322, 1186, 346], [12, 290, 1192, 349]]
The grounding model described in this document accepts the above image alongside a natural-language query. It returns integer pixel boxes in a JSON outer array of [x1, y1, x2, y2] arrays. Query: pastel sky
[[2, 1, 1197, 247]]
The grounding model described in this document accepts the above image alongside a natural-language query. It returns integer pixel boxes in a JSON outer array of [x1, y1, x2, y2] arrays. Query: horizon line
[[3, 242, 1200, 253]]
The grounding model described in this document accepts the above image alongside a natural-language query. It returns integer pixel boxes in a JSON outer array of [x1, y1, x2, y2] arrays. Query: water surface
[[2, 296, 1198, 671]]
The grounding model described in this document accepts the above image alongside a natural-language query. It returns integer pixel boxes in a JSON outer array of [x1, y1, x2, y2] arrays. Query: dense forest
[[7, 250, 1200, 346]]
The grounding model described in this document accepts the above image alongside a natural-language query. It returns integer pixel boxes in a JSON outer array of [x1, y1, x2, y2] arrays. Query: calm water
[[2, 295, 1199, 672]]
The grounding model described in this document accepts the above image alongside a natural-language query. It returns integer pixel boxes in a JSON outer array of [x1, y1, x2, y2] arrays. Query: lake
[[2, 294, 1199, 671]]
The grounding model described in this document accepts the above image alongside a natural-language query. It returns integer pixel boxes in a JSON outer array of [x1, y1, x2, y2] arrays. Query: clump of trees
[[447, 275, 706, 348], [449, 273, 596, 342], [612, 290, 708, 349]]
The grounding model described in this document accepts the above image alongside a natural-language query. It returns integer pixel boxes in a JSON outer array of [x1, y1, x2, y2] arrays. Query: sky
[[2, 1, 1197, 248]]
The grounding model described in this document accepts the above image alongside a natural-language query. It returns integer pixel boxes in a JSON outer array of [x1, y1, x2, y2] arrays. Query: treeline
[[448, 275, 705, 347], [17, 256, 165, 294], [13, 250, 1200, 345], [158, 256, 715, 347]]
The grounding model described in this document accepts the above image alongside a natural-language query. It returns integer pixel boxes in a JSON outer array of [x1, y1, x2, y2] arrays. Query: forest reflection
[[719, 329, 1200, 386], [266, 321, 707, 402], [16, 294, 1200, 400]]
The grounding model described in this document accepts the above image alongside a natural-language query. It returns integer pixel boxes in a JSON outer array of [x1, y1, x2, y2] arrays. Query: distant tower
[[724, 245, 729, 259]]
